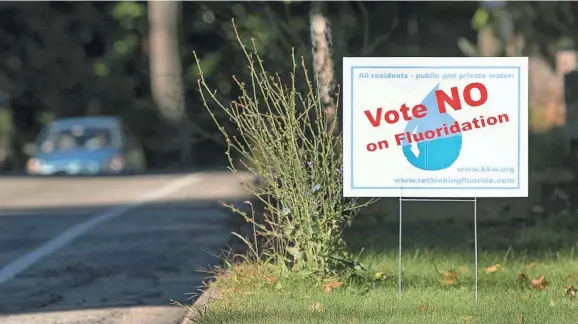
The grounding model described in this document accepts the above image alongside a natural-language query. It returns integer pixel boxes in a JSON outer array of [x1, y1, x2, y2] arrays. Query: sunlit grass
[[188, 194, 578, 324], [190, 249, 578, 324]]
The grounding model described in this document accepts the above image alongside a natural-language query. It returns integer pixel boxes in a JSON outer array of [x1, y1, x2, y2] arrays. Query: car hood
[[35, 147, 120, 164]]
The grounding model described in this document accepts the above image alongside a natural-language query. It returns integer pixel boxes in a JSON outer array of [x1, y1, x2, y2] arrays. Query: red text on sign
[[363, 104, 427, 127], [436, 82, 488, 113], [363, 82, 489, 128]]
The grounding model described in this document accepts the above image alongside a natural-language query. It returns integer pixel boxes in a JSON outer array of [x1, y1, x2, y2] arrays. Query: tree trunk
[[147, 0, 192, 166], [0, 92, 14, 171], [310, 3, 337, 134]]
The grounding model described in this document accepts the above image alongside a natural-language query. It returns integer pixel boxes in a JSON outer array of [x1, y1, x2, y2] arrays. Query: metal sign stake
[[398, 197, 479, 306]]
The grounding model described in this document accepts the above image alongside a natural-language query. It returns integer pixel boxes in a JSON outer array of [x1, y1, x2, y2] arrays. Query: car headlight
[[108, 156, 125, 171], [26, 158, 42, 173]]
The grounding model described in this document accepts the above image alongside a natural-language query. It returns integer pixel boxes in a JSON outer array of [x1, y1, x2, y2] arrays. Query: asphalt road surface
[[0, 170, 254, 324]]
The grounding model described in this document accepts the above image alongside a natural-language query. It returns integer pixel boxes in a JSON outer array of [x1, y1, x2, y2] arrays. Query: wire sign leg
[[474, 197, 478, 306], [398, 197, 403, 298], [397, 197, 478, 304]]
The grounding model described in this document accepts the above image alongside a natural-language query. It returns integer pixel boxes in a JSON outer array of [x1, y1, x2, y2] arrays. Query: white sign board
[[343, 57, 528, 198]]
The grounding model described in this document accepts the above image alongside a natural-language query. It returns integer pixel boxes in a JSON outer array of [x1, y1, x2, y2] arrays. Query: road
[[0, 170, 254, 324]]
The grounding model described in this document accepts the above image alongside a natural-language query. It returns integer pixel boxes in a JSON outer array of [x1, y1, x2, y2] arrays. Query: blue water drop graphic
[[401, 84, 463, 171]]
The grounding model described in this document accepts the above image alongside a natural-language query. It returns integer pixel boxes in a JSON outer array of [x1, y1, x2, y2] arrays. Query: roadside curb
[[179, 286, 222, 324], [180, 190, 257, 323]]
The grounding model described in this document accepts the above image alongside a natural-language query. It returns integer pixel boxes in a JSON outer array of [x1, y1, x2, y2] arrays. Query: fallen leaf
[[374, 272, 386, 280], [526, 262, 536, 269], [439, 270, 459, 285], [263, 275, 277, 283], [549, 299, 555, 307], [484, 264, 501, 274], [531, 275, 548, 289], [517, 273, 529, 281], [564, 285, 577, 298], [308, 302, 324, 312], [519, 315, 525, 324], [323, 281, 344, 293], [418, 305, 434, 313], [461, 316, 473, 323]]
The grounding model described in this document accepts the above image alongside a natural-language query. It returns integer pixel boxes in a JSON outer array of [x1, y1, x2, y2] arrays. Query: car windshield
[[39, 125, 115, 153]]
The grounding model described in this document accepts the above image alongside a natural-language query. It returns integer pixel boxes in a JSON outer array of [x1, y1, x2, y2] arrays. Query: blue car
[[25, 116, 147, 175]]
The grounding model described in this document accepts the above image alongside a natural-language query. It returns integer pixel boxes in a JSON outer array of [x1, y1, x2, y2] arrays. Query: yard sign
[[342, 57, 529, 198]]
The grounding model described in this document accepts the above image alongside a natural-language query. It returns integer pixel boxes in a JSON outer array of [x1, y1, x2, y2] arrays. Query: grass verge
[[192, 251, 578, 324], [187, 198, 578, 324]]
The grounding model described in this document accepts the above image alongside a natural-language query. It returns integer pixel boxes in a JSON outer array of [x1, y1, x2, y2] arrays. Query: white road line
[[0, 173, 202, 287]]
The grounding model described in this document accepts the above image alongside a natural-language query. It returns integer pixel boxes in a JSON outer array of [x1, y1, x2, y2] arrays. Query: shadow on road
[[0, 171, 252, 321]]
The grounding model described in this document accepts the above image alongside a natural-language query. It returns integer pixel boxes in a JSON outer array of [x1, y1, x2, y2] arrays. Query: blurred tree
[[0, 92, 13, 170], [459, 2, 578, 63], [0, 2, 158, 168], [310, 2, 337, 134], [147, 0, 192, 166], [0, 1, 479, 171]]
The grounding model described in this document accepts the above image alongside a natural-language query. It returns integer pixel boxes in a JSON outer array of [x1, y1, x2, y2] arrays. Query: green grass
[[190, 197, 578, 324], [193, 251, 578, 324]]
